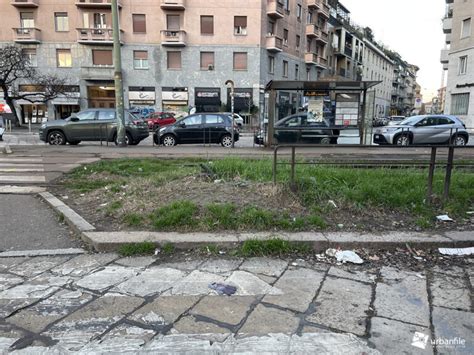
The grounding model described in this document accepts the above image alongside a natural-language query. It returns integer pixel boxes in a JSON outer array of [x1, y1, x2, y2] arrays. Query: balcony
[[440, 49, 449, 64], [318, 3, 330, 19], [81, 66, 114, 80], [316, 56, 327, 69], [77, 28, 123, 45], [75, 0, 122, 8], [266, 35, 283, 52], [334, 45, 352, 58], [12, 28, 41, 43], [445, 0, 453, 3], [11, 0, 39, 7], [161, 30, 186, 46], [445, 32, 451, 44], [316, 29, 329, 44], [161, 0, 185, 10], [307, 0, 320, 10], [305, 24, 320, 38], [267, 0, 284, 19], [443, 17, 452, 34], [305, 52, 318, 65]]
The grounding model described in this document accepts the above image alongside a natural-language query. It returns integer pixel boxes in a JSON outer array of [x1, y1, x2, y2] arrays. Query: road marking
[[0, 158, 43, 163], [0, 168, 44, 172], [0, 175, 46, 183]]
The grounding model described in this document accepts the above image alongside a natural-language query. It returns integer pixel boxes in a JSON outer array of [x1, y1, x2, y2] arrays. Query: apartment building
[[361, 39, 394, 118], [440, 0, 474, 128]]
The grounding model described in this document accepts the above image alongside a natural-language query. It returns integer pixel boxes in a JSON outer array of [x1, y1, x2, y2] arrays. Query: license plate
[[374, 134, 380, 139]]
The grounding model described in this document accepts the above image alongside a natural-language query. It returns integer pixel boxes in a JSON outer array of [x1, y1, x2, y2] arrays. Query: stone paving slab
[[263, 267, 325, 313], [74, 266, 139, 292], [198, 259, 242, 276], [369, 317, 433, 354], [431, 306, 473, 354], [239, 257, 288, 277], [167, 270, 225, 296], [328, 266, 377, 284], [190, 296, 256, 326], [50, 253, 118, 277], [374, 267, 430, 327], [430, 273, 471, 311], [0, 274, 24, 292], [225, 270, 283, 296], [238, 304, 300, 335], [306, 277, 372, 336], [8, 256, 71, 278]]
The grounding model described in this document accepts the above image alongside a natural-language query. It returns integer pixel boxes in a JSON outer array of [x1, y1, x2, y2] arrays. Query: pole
[[112, 0, 126, 147], [426, 147, 437, 204], [225, 80, 235, 148]]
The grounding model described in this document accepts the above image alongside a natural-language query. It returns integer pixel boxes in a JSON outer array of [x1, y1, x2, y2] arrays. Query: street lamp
[[225, 80, 235, 148]]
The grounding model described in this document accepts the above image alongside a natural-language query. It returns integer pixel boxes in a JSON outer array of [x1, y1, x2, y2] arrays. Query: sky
[[341, 0, 446, 100]]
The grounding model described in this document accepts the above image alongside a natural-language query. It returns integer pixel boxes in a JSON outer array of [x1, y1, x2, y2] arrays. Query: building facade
[[1, 0, 419, 125], [440, 0, 474, 128]]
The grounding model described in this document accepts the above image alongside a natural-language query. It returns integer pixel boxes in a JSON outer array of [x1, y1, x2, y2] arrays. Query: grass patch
[[123, 213, 144, 227], [415, 216, 433, 229], [118, 241, 155, 256], [239, 238, 311, 257], [150, 200, 198, 230], [205, 203, 237, 229], [200, 244, 220, 255], [161, 242, 175, 254]]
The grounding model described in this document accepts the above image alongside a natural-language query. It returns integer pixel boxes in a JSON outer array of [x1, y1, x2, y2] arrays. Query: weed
[[200, 244, 220, 255], [123, 213, 144, 227], [58, 213, 65, 223], [162, 242, 175, 254], [150, 200, 198, 230], [306, 214, 327, 229], [204, 203, 237, 229], [415, 216, 432, 229], [118, 241, 155, 256], [240, 238, 311, 257]]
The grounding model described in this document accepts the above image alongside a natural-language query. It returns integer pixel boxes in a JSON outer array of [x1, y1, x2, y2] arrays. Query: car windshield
[[398, 116, 422, 126]]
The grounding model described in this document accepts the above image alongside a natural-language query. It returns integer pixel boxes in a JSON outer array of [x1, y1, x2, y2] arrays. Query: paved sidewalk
[[0, 253, 472, 354]]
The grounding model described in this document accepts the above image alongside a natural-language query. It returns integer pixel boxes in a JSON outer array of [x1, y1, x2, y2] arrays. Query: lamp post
[[225, 80, 235, 148], [112, 0, 126, 146]]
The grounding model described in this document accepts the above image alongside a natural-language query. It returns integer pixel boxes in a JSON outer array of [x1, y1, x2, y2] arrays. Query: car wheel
[[220, 134, 232, 148], [114, 132, 132, 146], [395, 134, 410, 146], [47, 130, 66, 145], [68, 140, 81, 145], [320, 137, 331, 144], [161, 134, 176, 147], [452, 135, 467, 146], [153, 132, 160, 145]]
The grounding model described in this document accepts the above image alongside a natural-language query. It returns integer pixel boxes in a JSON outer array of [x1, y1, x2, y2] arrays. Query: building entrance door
[[88, 86, 115, 108]]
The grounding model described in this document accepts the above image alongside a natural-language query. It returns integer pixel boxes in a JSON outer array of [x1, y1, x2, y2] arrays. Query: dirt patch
[[50, 171, 474, 233]]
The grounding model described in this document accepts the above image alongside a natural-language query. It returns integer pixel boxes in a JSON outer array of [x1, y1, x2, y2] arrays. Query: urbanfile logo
[[411, 332, 429, 349]]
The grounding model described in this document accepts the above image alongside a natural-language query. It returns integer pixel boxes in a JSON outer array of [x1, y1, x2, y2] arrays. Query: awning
[[265, 80, 382, 91]]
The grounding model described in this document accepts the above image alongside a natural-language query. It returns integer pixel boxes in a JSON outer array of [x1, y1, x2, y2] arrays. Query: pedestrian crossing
[[0, 157, 46, 185]]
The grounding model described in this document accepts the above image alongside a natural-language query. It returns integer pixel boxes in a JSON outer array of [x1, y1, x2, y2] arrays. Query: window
[[205, 115, 224, 124], [307, 11, 313, 24], [20, 12, 34, 28], [132, 14, 146, 33], [167, 51, 181, 69], [296, 4, 302, 20], [92, 49, 112, 66], [269, 56, 275, 74], [182, 115, 202, 125], [283, 0, 290, 11], [54, 13, 69, 32], [98, 111, 115, 120], [133, 51, 148, 69], [283, 60, 288, 77], [201, 16, 214, 35], [234, 16, 247, 35], [93, 13, 106, 29], [268, 21, 275, 36], [233, 52, 247, 70], [22, 48, 37, 67], [451, 93, 470, 115], [283, 29, 288, 46], [459, 56, 468, 75], [76, 110, 96, 121], [200, 52, 215, 70], [295, 64, 299, 80], [306, 67, 310, 80], [57, 49, 72, 68], [461, 18, 471, 38], [167, 15, 180, 30], [296, 35, 300, 51]]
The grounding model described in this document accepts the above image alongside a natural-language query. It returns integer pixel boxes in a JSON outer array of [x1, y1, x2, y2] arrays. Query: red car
[[144, 112, 176, 130]]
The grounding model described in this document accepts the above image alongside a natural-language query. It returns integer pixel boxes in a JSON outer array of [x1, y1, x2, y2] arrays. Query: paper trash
[[438, 247, 474, 256]]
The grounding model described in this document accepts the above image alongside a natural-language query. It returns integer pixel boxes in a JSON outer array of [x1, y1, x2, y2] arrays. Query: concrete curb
[[0, 185, 46, 194], [0, 143, 12, 154], [82, 230, 474, 252], [0, 248, 86, 257], [39, 192, 96, 236]]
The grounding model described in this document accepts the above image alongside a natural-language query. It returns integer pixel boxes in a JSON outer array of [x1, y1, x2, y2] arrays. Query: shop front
[[52, 86, 81, 119], [129, 86, 156, 118], [195, 88, 221, 113], [161, 87, 188, 112], [87, 84, 115, 108], [19, 103, 48, 124]]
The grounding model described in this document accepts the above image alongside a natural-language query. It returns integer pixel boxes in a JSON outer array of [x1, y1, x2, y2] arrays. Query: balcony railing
[[344, 45, 353, 57], [307, 0, 320, 10], [305, 52, 317, 64], [266, 35, 283, 52], [75, 0, 122, 8], [316, 56, 327, 68], [318, 2, 330, 18], [440, 49, 449, 64], [316, 29, 329, 43], [442, 17, 452, 34], [11, 0, 39, 7], [161, 30, 186, 46], [445, 32, 451, 45], [267, 0, 284, 19], [161, 0, 185, 10], [305, 24, 320, 38], [77, 28, 122, 45], [12, 27, 41, 43]]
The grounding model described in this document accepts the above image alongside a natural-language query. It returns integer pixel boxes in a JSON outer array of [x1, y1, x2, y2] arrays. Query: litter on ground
[[438, 247, 474, 256]]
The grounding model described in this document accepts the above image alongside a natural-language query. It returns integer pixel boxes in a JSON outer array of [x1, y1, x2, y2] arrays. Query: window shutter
[[167, 51, 181, 69], [132, 14, 146, 33], [233, 52, 247, 70], [200, 52, 214, 69], [234, 16, 247, 28], [201, 16, 214, 34], [92, 50, 113, 65]]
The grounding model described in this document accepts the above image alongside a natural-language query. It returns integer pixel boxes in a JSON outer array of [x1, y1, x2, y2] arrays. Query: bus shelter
[[264, 80, 381, 146]]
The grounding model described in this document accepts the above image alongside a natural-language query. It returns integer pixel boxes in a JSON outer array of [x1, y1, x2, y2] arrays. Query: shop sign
[[129, 91, 156, 101], [162, 91, 188, 101]]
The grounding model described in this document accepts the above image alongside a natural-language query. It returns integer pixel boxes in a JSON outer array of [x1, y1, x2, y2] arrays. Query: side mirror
[[70, 116, 79, 122], [178, 122, 185, 128]]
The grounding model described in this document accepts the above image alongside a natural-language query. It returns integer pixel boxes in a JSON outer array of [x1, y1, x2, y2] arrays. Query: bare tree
[[0, 45, 69, 125]]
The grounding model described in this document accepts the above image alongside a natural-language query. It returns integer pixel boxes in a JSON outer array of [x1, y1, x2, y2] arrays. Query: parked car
[[153, 113, 239, 147], [387, 115, 405, 126], [144, 112, 176, 130], [373, 115, 469, 146], [222, 112, 244, 128], [39, 109, 149, 145], [373, 117, 389, 127], [254, 113, 339, 145]]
